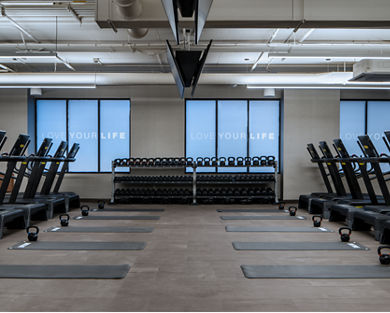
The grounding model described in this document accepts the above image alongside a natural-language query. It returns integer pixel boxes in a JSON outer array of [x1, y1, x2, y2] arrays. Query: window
[[185, 99, 280, 173], [36, 99, 130, 172], [340, 100, 390, 170]]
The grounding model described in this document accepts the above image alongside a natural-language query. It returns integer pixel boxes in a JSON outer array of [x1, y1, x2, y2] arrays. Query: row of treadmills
[[0, 130, 80, 239], [299, 131, 390, 244]]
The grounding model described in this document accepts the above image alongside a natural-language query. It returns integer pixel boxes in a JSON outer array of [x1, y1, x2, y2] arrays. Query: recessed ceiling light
[[244, 58, 250, 61]]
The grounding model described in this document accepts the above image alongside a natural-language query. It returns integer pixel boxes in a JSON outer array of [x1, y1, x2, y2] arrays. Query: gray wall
[[282, 90, 341, 200], [1, 86, 389, 200]]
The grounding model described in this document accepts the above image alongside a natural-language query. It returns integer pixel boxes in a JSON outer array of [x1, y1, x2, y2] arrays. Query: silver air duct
[[114, 0, 148, 39]]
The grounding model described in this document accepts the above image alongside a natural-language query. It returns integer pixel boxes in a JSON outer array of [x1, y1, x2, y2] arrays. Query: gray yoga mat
[[220, 215, 306, 220], [92, 208, 164, 212], [0, 264, 130, 279], [46, 226, 153, 233], [233, 241, 368, 251], [217, 209, 287, 213], [241, 265, 390, 279], [226, 226, 333, 232], [74, 215, 160, 220], [9, 241, 146, 251]]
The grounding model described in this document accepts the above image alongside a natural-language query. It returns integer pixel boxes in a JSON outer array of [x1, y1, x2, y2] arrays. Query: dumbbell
[[26, 226, 39, 242], [278, 202, 285, 210], [98, 201, 105, 210], [339, 227, 352, 242], [228, 157, 235, 166]]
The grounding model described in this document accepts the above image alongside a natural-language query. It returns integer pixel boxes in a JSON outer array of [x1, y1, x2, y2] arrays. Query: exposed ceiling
[[0, 0, 390, 89]]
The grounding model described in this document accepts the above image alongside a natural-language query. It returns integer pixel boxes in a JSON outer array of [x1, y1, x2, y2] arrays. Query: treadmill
[[7, 139, 67, 219], [0, 134, 49, 234], [298, 144, 338, 211], [39, 142, 80, 211]]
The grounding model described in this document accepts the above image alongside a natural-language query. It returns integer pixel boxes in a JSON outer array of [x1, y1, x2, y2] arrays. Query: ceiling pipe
[[114, 0, 148, 39]]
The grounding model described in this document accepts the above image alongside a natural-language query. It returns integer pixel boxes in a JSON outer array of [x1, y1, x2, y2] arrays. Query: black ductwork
[[166, 40, 212, 98]]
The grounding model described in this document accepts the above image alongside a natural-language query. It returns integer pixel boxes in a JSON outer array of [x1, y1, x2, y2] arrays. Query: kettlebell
[[288, 206, 297, 216], [339, 227, 351, 242], [312, 215, 323, 227], [59, 214, 70, 227], [81, 205, 90, 216], [98, 200, 105, 210], [378, 246, 390, 265], [278, 202, 285, 210], [26, 226, 39, 242]]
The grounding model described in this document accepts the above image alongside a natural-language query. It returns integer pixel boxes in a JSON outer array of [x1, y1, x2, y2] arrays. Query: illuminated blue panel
[[186, 100, 216, 172], [36, 100, 66, 152], [249, 100, 279, 173], [367, 101, 390, 171], [217, 100, 247, 173], [68, 100, 98, 172], [340, 101, 366, 157], [100, 100, 130, 172]]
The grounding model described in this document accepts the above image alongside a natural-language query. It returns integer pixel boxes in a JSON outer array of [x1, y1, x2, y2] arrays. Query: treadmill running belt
[[74, 216, 160, 220], [0, 264, 130, 279], [9, 241, 146, 250], [233, 241, 368, 250], [220, 216, 306, 220], [46, 226, 153, 233], [226, 226, 333, 232], [241, 265, 390, 279]]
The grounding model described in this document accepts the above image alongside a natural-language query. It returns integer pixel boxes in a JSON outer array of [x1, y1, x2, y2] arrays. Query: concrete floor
[[0, 203, 389, 311]]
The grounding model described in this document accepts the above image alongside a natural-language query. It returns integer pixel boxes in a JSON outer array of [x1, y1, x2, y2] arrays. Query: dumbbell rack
[[111, 159, 279, 205]]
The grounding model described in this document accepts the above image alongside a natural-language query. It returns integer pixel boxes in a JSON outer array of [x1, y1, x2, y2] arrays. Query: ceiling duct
[[351, 59, 390, 82], [161, 0, 212, 44], [114, 0, 148, 38], [166, 39, 212, 98]]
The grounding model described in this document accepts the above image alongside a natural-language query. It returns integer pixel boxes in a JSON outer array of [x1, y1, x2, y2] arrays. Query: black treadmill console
[[36, 138, 53, 157], [358, 135, 379, 158], [0, 130, 7, 151], [318, 141, 334, 159], [307, 144, 321, 159], [333, 139, 350, 158], [9, 134, 30, 156], [53, 141, 68, 158], [67, 143, 80, 159]]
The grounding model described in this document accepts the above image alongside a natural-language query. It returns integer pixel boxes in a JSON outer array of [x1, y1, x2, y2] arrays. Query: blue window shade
[[249, 100, 279, 173], [340, 101, 366, 157], [367, 101, 390, 171], [100, 100, 130, 172], [186, 100, 216, 172], [36, 100, 66, 151], [68, 100, 98, 172], [217, 100, 247, 173]]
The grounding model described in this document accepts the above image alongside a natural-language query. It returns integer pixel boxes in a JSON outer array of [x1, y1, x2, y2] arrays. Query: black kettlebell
[[81, 205, 90, 217], [59, 214, 70, 227], [97, 201, 105, 210], [378, 246, 390, 265], [312, 215, 323, 227], [26, 226, 39, 242], [339, 227, 351, 242], [278, 202, 285, 210], [288, 206, 297, 216]]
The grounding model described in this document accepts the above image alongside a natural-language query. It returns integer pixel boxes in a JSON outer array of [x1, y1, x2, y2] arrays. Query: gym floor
[[0, 204, 389, 311]]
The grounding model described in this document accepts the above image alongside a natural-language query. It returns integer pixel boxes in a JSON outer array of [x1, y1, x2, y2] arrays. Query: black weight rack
[[111, 158, 279, 205]]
